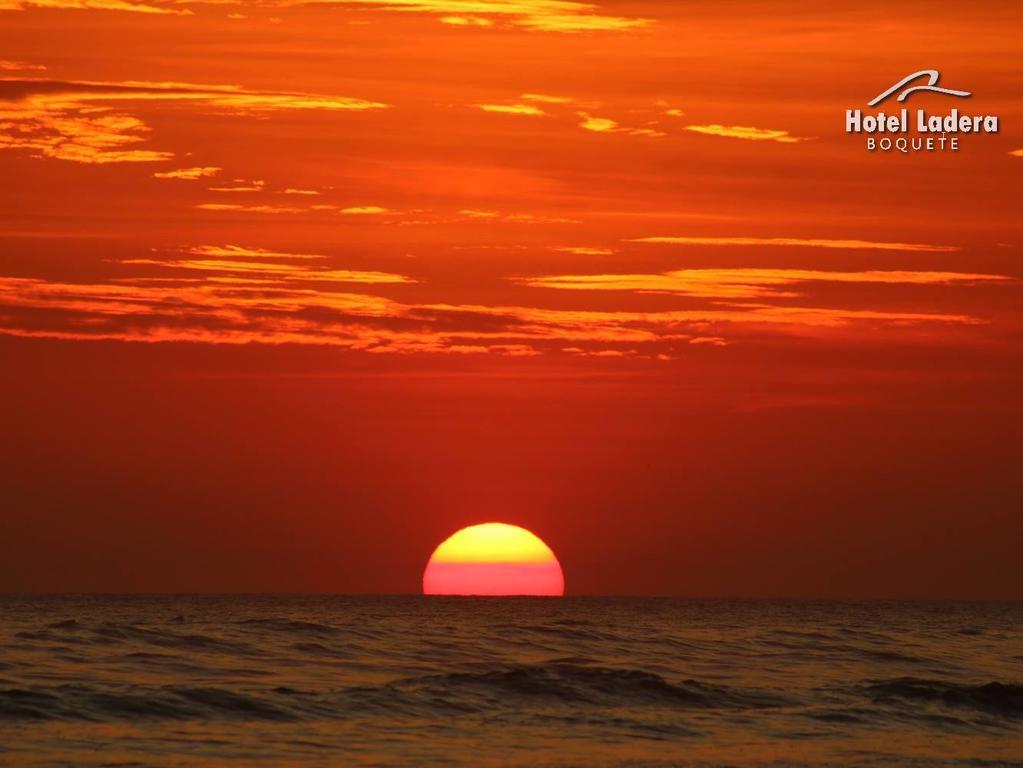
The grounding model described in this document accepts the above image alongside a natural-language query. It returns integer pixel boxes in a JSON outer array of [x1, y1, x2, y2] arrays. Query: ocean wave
[[235, 618, 338, 635], [48, 619, 81, 630], [289, 641, 351, 658], [22, 621, 260, 657], [755, 634, 932, 665], [862, 678, 1023, 718], [0, 685, 296, 722], [379, 663, 790, 711], [0, 663, 789, 723]]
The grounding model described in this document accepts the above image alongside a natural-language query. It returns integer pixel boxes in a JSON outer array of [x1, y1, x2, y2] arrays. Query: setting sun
[[423, 523, 564, 596]]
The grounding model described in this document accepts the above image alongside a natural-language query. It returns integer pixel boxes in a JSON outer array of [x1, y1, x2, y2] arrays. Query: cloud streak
[[476, 103, 546, 116], [125, 257, 413, 284], [0, 252, 1000, 358], [0, 60, 46, 71], [195, 203, 305, 213], [180, 245, 326, 260], [0, 79, 387, 164], [516, 268, 1010, 299], [685, 124, 806, 143], [1, 0, 188, 14], [153, 166, 221, 180], [630, 236, 959, 253], [286, 0, 650, 33]]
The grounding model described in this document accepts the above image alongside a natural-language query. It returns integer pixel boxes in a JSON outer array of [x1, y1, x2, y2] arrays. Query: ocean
[[0, 596, 1019, 766]]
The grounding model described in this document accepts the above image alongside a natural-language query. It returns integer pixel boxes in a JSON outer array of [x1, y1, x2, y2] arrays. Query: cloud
[[180, 245, 325, 260], [0, 105, 172, 163], [153, 166, 221, 180], [413, 302, 986, 351], [190, 202, 404, 217], [685, 124, 806, 143], [552, 246, 614, 255], [453, 209, 578, 225], [476, 103, 546, 116], [473, 94, 665, 138], [577, 112, 664, 137], [1, 0, 189, 14], [521, 93, 572, 104], [0, 60, 46, 71], [578, 113, 617, 132], [629, 236, 959, 253], [0, 256, 997, 358], [283, 188, 321, 195], [514, 9, 648, 32], [195, 203, 305, 213], [516, 268, 1009, 299], [0, 78, 388, 164], [283, 0, 649, 33], [208, 179, 265, 193], [125, 254, 413, 284], [689, 336, 728, 346], [340, 205, 390, 215], [504, 213, 578, 224], [440, 14, 492, 25]]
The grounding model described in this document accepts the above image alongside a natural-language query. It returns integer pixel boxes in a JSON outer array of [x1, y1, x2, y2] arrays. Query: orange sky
[[1, 0, 1021, 597]]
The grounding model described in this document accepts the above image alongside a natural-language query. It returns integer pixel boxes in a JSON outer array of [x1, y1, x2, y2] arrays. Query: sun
[[422, 523, 565, 596]]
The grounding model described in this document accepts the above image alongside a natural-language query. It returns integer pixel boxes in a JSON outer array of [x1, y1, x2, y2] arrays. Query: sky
[[0, 0, 1021, 597]]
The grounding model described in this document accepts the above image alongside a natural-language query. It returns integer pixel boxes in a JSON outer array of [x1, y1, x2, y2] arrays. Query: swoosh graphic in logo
[[868, 69, 971, 107]]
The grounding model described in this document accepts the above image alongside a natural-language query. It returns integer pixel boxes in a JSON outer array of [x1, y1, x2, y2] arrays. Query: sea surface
[[0, 596, 1020, 767]]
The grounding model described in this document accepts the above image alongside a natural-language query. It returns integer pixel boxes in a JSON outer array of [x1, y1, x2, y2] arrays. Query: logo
[[867, 69, 971, 106], [846, 70, 999, 153]]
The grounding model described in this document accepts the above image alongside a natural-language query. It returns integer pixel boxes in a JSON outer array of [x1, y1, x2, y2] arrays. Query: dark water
[[0, 596, 1020, 767]]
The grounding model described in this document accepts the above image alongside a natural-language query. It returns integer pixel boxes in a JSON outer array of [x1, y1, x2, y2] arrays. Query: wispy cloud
[[125, 254, 413, 284], [0, 252, 999, 358], [689, 336, 728, 346], [578, 113, 617, 132], [208, 179, 265, 193], [516, 268, 1009, 299], [0, 60, 46, 71], [340, 205, 390, 215], [153, 166, 221, 180], [505, 212, 579, 224], [180, 245, 325, 260], [476, 103, 545, 116], [552, 246, 614, 255], [195, 203, 305, 213], [1, 0, 189, 14], [521, 93, 571, 104], [440, 14, 492, 25], [578, 112, 664, 137], [630, 236, 959, 253], [0, 79, 387, 164], [277, 0, 650, 33], [685, 124, 806, 143], [471, 93, 669, 139]]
